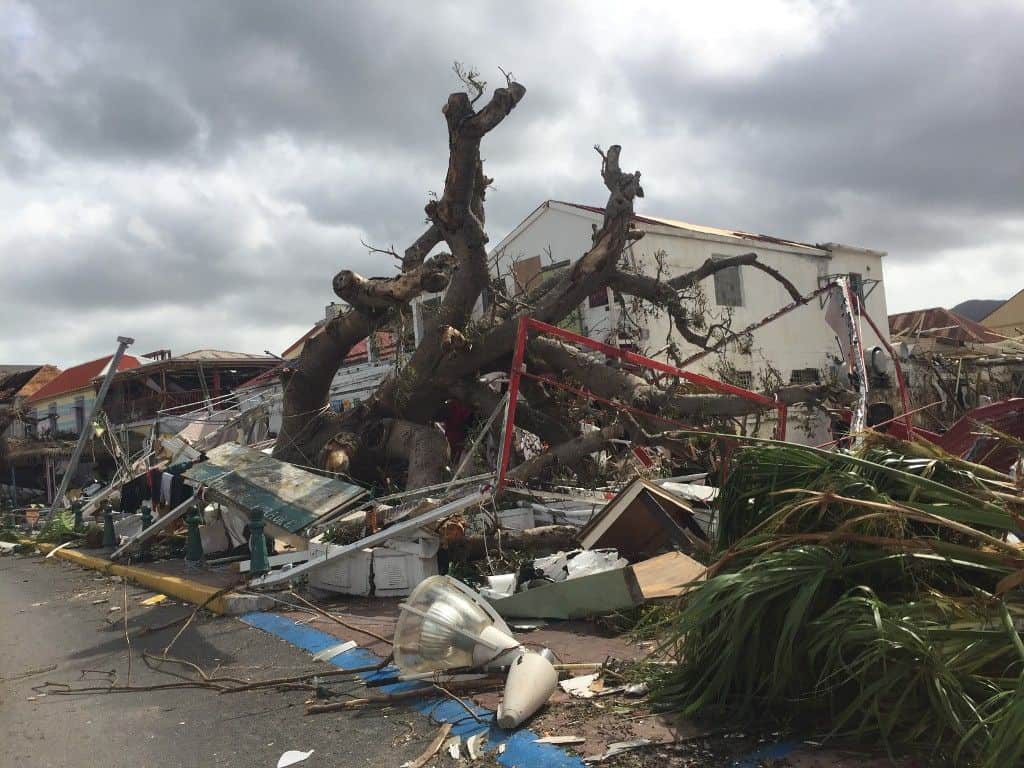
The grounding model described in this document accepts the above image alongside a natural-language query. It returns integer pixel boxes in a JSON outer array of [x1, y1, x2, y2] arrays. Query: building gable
[[981, 289, 1024, 334]]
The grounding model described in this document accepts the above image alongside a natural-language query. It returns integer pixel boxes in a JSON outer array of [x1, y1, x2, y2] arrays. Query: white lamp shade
[[496, 650, 558, 729], [394, 575, 521, 674]]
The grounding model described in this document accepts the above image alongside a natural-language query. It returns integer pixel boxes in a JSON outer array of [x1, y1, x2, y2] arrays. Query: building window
[[48, 403, 57, 434], [728, 370, 754, 389], [74, 396, 85, 434], [588, 288, 610, 309], [790, 368, 821, 385], [713, 257, 744, 307], [848, 273, 865, 306]]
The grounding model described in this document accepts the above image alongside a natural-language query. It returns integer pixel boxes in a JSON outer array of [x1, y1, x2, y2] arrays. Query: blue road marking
[[241, 611, 585, 767]]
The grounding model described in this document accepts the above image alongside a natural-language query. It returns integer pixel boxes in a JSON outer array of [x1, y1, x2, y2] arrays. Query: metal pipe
[[46, 336, 134, 514]]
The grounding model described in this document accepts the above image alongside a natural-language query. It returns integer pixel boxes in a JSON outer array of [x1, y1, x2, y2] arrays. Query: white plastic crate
[[306, 540, 373, 596], [372, 548, 439, 597]]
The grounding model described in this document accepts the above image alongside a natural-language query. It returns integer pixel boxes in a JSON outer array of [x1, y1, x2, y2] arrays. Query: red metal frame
[[495, 317, 789, 491]]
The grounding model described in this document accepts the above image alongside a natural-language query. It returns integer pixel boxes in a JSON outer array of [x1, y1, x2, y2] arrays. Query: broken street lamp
[[394, 576, 521, 674], [394, 575, 560, 729]]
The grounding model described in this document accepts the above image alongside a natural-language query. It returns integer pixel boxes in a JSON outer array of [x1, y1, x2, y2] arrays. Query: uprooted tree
[[273, 71, 834, 492]]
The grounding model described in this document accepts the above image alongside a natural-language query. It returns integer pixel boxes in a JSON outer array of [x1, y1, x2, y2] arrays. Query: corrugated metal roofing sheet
[[162, 349, 274, 362], [558, 202, 828, 254]]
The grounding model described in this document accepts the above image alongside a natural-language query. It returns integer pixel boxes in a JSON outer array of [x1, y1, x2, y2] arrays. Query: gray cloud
[[1, 0, 1022, 367]]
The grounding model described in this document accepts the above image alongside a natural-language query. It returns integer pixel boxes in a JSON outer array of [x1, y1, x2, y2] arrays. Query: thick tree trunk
[[446, 525, 580, 561], [272, 73, 853, 497]]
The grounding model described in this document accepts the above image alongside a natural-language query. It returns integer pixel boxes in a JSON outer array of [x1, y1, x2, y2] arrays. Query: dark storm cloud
[[626, 1, 1024, 242], [11, 70, 200, 159], [1, 1, 1022, 366]]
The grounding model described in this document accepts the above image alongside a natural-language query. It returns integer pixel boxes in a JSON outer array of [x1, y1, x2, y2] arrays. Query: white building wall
[[491, 204, 890, 383]]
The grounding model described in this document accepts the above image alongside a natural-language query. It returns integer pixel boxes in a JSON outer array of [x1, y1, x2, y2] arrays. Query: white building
[[490, 201, 890, 383], [488, 201, 891, 441]]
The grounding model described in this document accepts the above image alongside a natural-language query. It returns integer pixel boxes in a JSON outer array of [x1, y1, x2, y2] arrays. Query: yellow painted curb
[[35, 543, 230, 614]]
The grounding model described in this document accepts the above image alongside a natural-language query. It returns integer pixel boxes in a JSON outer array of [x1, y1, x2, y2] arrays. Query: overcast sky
[[2, 1, 1022, 367]]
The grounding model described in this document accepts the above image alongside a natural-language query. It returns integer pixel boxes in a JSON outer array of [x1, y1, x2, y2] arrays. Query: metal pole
[[496, 318, 529, 493], [47, 336, 134, 514]]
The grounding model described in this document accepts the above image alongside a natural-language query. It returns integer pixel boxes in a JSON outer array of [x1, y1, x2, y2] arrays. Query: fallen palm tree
[[647, 434, 1024, 767]]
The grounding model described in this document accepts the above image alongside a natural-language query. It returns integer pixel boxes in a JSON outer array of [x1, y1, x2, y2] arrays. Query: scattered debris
[[632, 551, 705, 600], [536, 735, 586, 746], [559, 673, 601, 699], [583, 739, 655, 763], [650, 436, 1024, 766], [140, 594, 167, 606], [496, 650, 558, 728], [483, 563, 644, 620], [443, 735, 461, 760], [311, 640, 357, 662], [464, 732, 486, 760], [276, 749, 314, 768], [401, 723, 453, 768]]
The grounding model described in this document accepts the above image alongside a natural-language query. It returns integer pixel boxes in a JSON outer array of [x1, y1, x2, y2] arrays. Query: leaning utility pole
[[45, 336, 134, 516]]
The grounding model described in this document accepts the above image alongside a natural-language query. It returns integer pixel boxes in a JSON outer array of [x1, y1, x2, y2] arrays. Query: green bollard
[[102, 503, 116, 549], [248, 507, 270, 576], [72, 500, 84, 532], [139, 504, 153, 561], [185, 505, 204, 564]]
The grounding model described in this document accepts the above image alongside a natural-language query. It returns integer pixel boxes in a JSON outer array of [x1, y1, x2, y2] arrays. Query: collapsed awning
[[183, 442, 367, 535]]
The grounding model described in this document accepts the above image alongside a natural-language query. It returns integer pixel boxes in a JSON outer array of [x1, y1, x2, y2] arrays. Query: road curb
[[33, 543, 272, 616]]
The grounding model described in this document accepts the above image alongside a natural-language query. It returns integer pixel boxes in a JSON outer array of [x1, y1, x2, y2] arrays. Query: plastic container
[[306, 540, 373, 596], [372, 547, 439, 597]]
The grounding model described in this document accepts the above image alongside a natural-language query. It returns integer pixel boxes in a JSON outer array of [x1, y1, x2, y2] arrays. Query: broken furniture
[[578, 478, 708, 560]]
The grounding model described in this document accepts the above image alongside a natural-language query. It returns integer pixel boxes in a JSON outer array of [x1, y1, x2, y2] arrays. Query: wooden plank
[[485, 566, 645, 620], [238, 550, 311, 573], [632, 551, 706, 600]]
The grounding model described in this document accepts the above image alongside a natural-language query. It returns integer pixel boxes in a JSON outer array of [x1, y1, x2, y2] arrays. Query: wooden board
[[632, 551, 706, 600], [183, 442, 367, 534]]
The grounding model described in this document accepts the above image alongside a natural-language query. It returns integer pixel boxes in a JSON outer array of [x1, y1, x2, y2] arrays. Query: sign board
[[183, 442, 367, 534]]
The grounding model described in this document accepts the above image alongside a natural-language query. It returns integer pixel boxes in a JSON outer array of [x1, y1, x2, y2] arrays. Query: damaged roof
[[889, 307, 1006, 344], [558, 201, 832, 255], [0, 365, 62, 405], [28, 355, 141, 403]]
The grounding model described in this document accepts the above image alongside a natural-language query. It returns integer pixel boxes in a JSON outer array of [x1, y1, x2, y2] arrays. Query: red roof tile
[[28, 355, 141, 403]]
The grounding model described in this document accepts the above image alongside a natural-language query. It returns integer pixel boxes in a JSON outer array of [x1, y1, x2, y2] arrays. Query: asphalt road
[[0, 553, 432, 768]]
